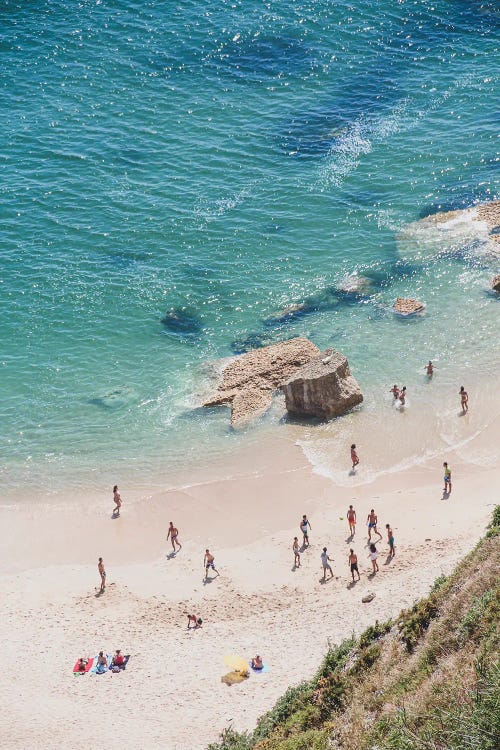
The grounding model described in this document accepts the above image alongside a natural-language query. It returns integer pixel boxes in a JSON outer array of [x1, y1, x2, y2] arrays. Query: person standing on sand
[[167, 521, 182, 552], [203, 549, 219, 579], [386, 523, 395, 558], [98, 557, 106, 593], [300, 515, 312, 547], [367, 509, 382, 541], [425, 361, 435, 377], [368, 543, 379, 573], [112, 485, 122, 516], [459, 386, 468, 413], [390, 384, 400, 399], [320, 547, 334, 582], [443, 462, 452, 493], [348, 549, 360, 582], [347, 505, 356, 536], [292, 537, 301, 567], [351, 444, 360, 470]]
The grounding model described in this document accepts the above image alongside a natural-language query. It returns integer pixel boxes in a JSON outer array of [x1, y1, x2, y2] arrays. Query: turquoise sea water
[[1, 0, 499, 494]]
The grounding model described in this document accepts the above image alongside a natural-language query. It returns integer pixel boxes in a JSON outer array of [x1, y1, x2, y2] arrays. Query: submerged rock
[[393, 297, 425, 316], [203, 338, 320, 426], [89, 386, 136, 410], [282, 348, 363, 420], [161, 307, 203, 337], [492, 275, 500, 293]]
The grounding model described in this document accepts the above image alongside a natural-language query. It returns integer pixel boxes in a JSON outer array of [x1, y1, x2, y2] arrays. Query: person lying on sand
[[77, 657, 88, 672], [251, 655, 263, 670]]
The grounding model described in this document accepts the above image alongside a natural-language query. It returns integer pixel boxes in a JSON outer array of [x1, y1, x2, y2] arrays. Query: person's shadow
[[300, 543, 309, 553], [166, 551, 177, 560], [203, 574, 218, 585], [384, 554, 394, 566], [347, 580, 358, 589], [345, 533, 354, 543], [442, 490, 450, 500], [348, 469, 356, 476]]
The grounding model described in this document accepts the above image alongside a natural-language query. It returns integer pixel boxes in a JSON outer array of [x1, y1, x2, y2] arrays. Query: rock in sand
[[282, 348, 363, 419]]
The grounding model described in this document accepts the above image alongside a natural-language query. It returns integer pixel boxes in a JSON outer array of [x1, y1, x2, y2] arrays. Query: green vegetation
[[208, 508, 500, 750]]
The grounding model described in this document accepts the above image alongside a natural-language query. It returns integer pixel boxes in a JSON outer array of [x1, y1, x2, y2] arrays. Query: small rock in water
[[393, 297, 425, 316], [89, 386, 136, 410], [492, 274, 500, 292]]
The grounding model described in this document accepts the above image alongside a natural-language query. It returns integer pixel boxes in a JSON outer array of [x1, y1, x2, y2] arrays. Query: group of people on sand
[[292, 507, 395, 583], [77, 650, 125, 674]]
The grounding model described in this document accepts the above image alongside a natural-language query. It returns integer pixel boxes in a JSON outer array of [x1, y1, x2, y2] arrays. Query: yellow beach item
[[223, 654, 249, 674]]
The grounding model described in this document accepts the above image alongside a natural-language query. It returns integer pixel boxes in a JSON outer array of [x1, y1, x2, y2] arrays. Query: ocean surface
[[1, 0, 499, 496]]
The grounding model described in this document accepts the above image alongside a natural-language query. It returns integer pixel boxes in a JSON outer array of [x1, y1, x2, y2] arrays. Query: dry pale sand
[[0, 414, 498, 750]]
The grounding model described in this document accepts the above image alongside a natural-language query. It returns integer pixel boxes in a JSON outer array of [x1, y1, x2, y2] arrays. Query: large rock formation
[[393, 297, 425, 316], [282, 349, 363, 419], [492, 275, 500, 293], [396, 199, 500, 262], [203, 337, 320, 426]]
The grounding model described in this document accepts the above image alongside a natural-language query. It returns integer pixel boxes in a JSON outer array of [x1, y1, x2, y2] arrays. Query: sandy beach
[[1, 397, 498, 750]]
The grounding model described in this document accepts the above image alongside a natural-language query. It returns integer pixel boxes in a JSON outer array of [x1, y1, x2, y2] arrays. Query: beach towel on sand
[[110, 655, 130, 672], [90, 654, 112, 674], [249, 661, 270, 674], [73, 657, 94, 675]]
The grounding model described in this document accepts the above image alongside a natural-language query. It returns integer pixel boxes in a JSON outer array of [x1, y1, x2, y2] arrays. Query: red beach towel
[[73, 657, 94, 674]]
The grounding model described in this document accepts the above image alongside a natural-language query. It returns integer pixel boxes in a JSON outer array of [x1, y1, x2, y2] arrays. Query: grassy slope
[[208, 508, 500, 750]]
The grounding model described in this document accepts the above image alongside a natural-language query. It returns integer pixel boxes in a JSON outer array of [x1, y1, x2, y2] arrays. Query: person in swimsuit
[[320, 547, 334, 582], [459, 386, 468, 413], [111, 650, 124, 667], [368, 543, 379, 573], [112, 485, 122, 516], [203, 549, 219, 579], [300, 515, 311, 547], [351, 444, 359, 470], [77, 657, 88, 672], [187, 613, 202, 629], [347, 505, 356, 537], [98, 557, 106, 593], [251, 655, 263, 670], [292, 537, 301, 568], [399, 386, 407, 406], [443, 462, 452, 493], [425, 361, 434, 377], [167, 521, 182, 552], [348, 549, 360, 582], [386, 523, 395, 558], [96, 651, 108, 673], [390, 384, 400, 399], [366, 510, 382, 541]]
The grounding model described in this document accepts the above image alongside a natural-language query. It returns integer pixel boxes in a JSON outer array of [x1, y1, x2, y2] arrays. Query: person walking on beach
[[367, 509, 382, 541], [204, 549, 219, 579], [167, 521, 182, 552], [399, 386, 407, 406], [300, 515, 312, 547], [112, 485, 122, 516], [98, 557, 106, 593], [425, 361, 435, 377], [443, 462, 452, 494], [459, 386, 468, 414], [348, 549, 360, 582], [368, 543, 379, 573], [390, 384, 400, 400], [351, 444, 360, 470], [292, 537, 301, 568], [386, 523, 395, 558], [347, 505, 357, 537], [320, 547, 334, 582]]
